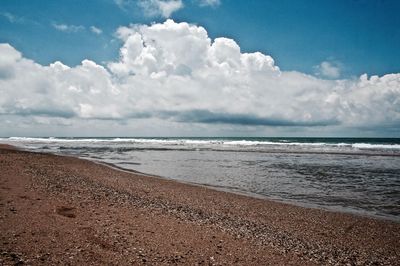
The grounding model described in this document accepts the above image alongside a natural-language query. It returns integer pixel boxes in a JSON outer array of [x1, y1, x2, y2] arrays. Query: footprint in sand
[[56, 206, 76, 218]]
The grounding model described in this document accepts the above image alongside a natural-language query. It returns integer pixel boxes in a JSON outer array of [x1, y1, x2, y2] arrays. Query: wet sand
[[0, 144, 399, 265]]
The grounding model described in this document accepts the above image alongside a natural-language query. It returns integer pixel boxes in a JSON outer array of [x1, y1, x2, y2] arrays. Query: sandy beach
[[0, 144, 399, 265]]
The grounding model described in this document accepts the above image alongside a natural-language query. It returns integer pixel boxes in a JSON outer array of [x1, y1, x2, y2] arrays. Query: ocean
[[2, 137, 400, 221]]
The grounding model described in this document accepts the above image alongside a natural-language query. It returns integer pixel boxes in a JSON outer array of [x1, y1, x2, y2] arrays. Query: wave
[[352, 143, 400, 150], [3, 137, 400, 150]]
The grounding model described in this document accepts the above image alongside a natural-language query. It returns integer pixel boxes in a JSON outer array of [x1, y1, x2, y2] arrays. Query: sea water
[[2, 137, 400, 221]]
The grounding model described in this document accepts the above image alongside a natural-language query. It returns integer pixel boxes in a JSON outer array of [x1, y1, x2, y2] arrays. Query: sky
[[0, 0, 399, 137]]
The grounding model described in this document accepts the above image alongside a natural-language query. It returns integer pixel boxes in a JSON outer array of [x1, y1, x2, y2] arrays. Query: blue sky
[[0, 0, 399, 137], [1, 0, 399, 78]]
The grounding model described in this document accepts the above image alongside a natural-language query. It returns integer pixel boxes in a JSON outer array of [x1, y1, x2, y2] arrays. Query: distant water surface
[[2, 137, 400, 221]]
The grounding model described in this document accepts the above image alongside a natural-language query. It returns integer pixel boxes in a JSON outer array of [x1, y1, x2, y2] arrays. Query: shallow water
[[2, 137, 400, 221]]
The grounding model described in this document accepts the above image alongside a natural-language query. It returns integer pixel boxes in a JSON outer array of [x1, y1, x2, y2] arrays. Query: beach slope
[[0, 145, 399, 265]]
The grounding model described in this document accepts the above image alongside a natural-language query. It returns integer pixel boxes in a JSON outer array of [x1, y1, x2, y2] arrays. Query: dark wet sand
[[0, 144, 399, 265]]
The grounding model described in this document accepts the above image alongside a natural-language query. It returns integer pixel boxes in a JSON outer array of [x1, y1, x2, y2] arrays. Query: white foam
[[3, 137, 400, 150], [352, 143, 400, 150]]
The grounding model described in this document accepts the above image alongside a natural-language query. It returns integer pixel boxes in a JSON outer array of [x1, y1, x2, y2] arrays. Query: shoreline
[[10, 143, 400, 223], [92, 158, 400, 223], [19, 144, 400, 223], [1, 144, 399, 265]]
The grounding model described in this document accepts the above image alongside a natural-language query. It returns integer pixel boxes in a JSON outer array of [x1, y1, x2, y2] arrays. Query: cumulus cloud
[[138, 0, 183, 18], [90, 26, 103, 34], [52, 23, 85, 33], [0, 20, 399, 135], [314, 61, 341, 79]]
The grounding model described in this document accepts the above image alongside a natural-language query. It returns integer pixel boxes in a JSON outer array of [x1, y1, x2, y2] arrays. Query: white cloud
[[0, 12, 40, 25], [52, 23, 85, 33], [114, 0, 127, 9], [314, 61, 341, 79], [1, 12, 23, 23], [198, 0, 221, 7], [90, 26, 103, 35], [138, 0, 183, 18], [1, 20, 399, 136]]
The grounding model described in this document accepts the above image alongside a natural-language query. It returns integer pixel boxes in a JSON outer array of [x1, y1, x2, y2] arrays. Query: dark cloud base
[[160, 110, 340, 127]]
